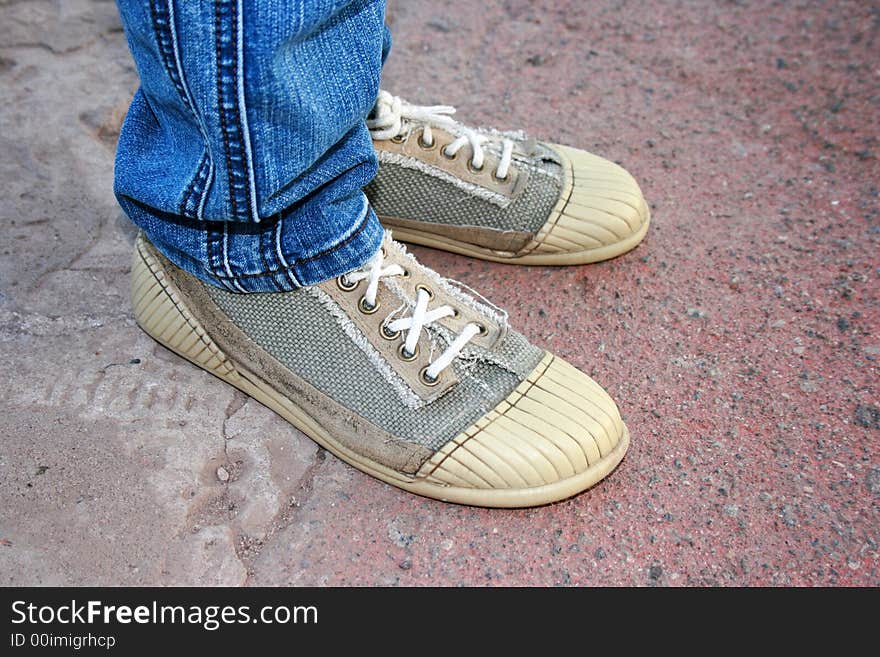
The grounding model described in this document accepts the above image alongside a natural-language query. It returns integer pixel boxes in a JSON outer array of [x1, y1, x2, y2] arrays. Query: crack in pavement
[[238, 448, 328, 587]]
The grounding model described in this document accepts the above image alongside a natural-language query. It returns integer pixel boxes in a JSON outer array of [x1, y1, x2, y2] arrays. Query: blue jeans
[[114, 0, 389, 292]]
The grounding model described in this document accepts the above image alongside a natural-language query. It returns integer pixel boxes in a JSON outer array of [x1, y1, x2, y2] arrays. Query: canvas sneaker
[[132, 232, 629, 507], [366, 90, 649, 264]]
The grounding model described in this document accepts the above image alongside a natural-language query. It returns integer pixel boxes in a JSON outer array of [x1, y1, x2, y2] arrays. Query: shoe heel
[[131, 235, 240, 382]]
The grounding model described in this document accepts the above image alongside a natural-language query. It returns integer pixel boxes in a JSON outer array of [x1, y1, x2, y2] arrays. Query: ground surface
[[1, 0, 878, 586]]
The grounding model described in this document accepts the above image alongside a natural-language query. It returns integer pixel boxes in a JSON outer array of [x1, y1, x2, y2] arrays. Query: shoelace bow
[[341, 249, 482, 383], [366, 90, 516, 181]]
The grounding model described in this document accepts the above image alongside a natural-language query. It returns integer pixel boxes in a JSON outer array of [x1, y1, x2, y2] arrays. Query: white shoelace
[[367, 90, 516, 181], [342, 249, 482, 382]]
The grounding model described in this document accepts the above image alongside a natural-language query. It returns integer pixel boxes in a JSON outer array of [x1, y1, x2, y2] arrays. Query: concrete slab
[[1, 0, 877, 586]]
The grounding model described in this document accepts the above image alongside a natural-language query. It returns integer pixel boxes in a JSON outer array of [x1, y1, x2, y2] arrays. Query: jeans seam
[[234, 0, 261, 222], [214, 1, 238, 221], [214, 0, 259, 223], [205, 224, 235, 291], [222, 223, 248, 292], [149, 0, 214, 220], [257, 222, 283, 292], [259, 214, 299, 289], [181, 154, 210, 218], [275, 215, 301, 288]]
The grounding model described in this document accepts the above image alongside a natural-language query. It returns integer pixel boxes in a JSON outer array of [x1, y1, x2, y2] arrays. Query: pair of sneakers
[[132, 92, 650, 508]]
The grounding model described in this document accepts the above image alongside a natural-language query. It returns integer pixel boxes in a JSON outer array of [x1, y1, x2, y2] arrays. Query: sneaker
[[366, 91, 649, 264], [132, 232, 629, 507]]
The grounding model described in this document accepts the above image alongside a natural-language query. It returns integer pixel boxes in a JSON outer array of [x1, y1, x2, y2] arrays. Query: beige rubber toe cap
[[412, 352, 629, 507], [517, 143, 650, 264]]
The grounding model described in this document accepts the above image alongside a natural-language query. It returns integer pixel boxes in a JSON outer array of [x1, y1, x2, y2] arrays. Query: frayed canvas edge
[[376, 150, 513, 209], [345, 234, 526, 390], [388, 117, 562, 178], [396, 117, 528, 147], [382, 267, 505, 381], [479, 142, 564, 179], [384, 235, 519, 378], [306, 286, 426, 410], [386, 237, 508, 329]]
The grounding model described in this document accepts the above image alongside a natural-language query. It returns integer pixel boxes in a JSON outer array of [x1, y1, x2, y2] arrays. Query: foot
[[132, 232, 629, 507], [366, 91, 649, 264]]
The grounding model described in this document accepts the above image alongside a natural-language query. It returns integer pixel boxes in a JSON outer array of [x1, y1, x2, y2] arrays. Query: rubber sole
[[132, 240, 629, 507], [382, 210, 650, 265]]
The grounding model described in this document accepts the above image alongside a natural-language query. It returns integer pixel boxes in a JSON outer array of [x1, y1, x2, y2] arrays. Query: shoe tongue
[[392, 97, 558, 167], [515, 138, 562, 164], [381, 233, 507, 328], [380, 236, 438, 296], [467, 128, 561, 168]]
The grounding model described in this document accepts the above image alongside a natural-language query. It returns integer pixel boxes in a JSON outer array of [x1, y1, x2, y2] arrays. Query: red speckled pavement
[[0, 1, 877, 586]]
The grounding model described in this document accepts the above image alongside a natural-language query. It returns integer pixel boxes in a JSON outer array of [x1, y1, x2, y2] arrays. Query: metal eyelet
[[390, 134, 406, 144], [415, 284, 434, 300], [359, 296, 380, 314], [399, 268, 411, 279], [467, 159, 484, 174], [336, 275, 359, 292], [450, 307, 460, 318], [380, 322, 400, 340], [420, 367, 440, 387], [492, 169, 509, 182], [418, 132, 435, 150], [475, 322, 489, 336], [397, 343, 419, 362], [441, 147, 458, 160]]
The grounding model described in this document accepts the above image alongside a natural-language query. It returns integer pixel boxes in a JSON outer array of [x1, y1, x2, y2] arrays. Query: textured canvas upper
[[365, 142, 563, 234], [205, 274, 543, 451]]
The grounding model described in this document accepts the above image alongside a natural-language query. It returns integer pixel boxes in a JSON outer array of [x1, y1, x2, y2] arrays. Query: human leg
[[114, 0, 388, 291]]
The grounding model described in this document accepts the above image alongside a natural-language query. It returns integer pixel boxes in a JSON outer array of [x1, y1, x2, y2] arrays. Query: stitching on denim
[[169, 1, 215, 219], [259, 214, 298, 289], [166, 0, 214, 219], [214, 0, 256, 223], [149, 0, 214, 219], [222, 223, 248, 292], [257, 220, 283, 292], [210, 207, 372, 281], [179, 157, 199, 216], [275, 215, 301, 288], [214, 0, 239, 221], [191, 153, 213, 216], [234, 0, 261, 222], [205, 223, 236, 291], [181, 154, 210, 217]]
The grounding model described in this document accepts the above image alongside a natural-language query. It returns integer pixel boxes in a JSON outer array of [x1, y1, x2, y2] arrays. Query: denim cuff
[[119, 193, 385, 293]]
